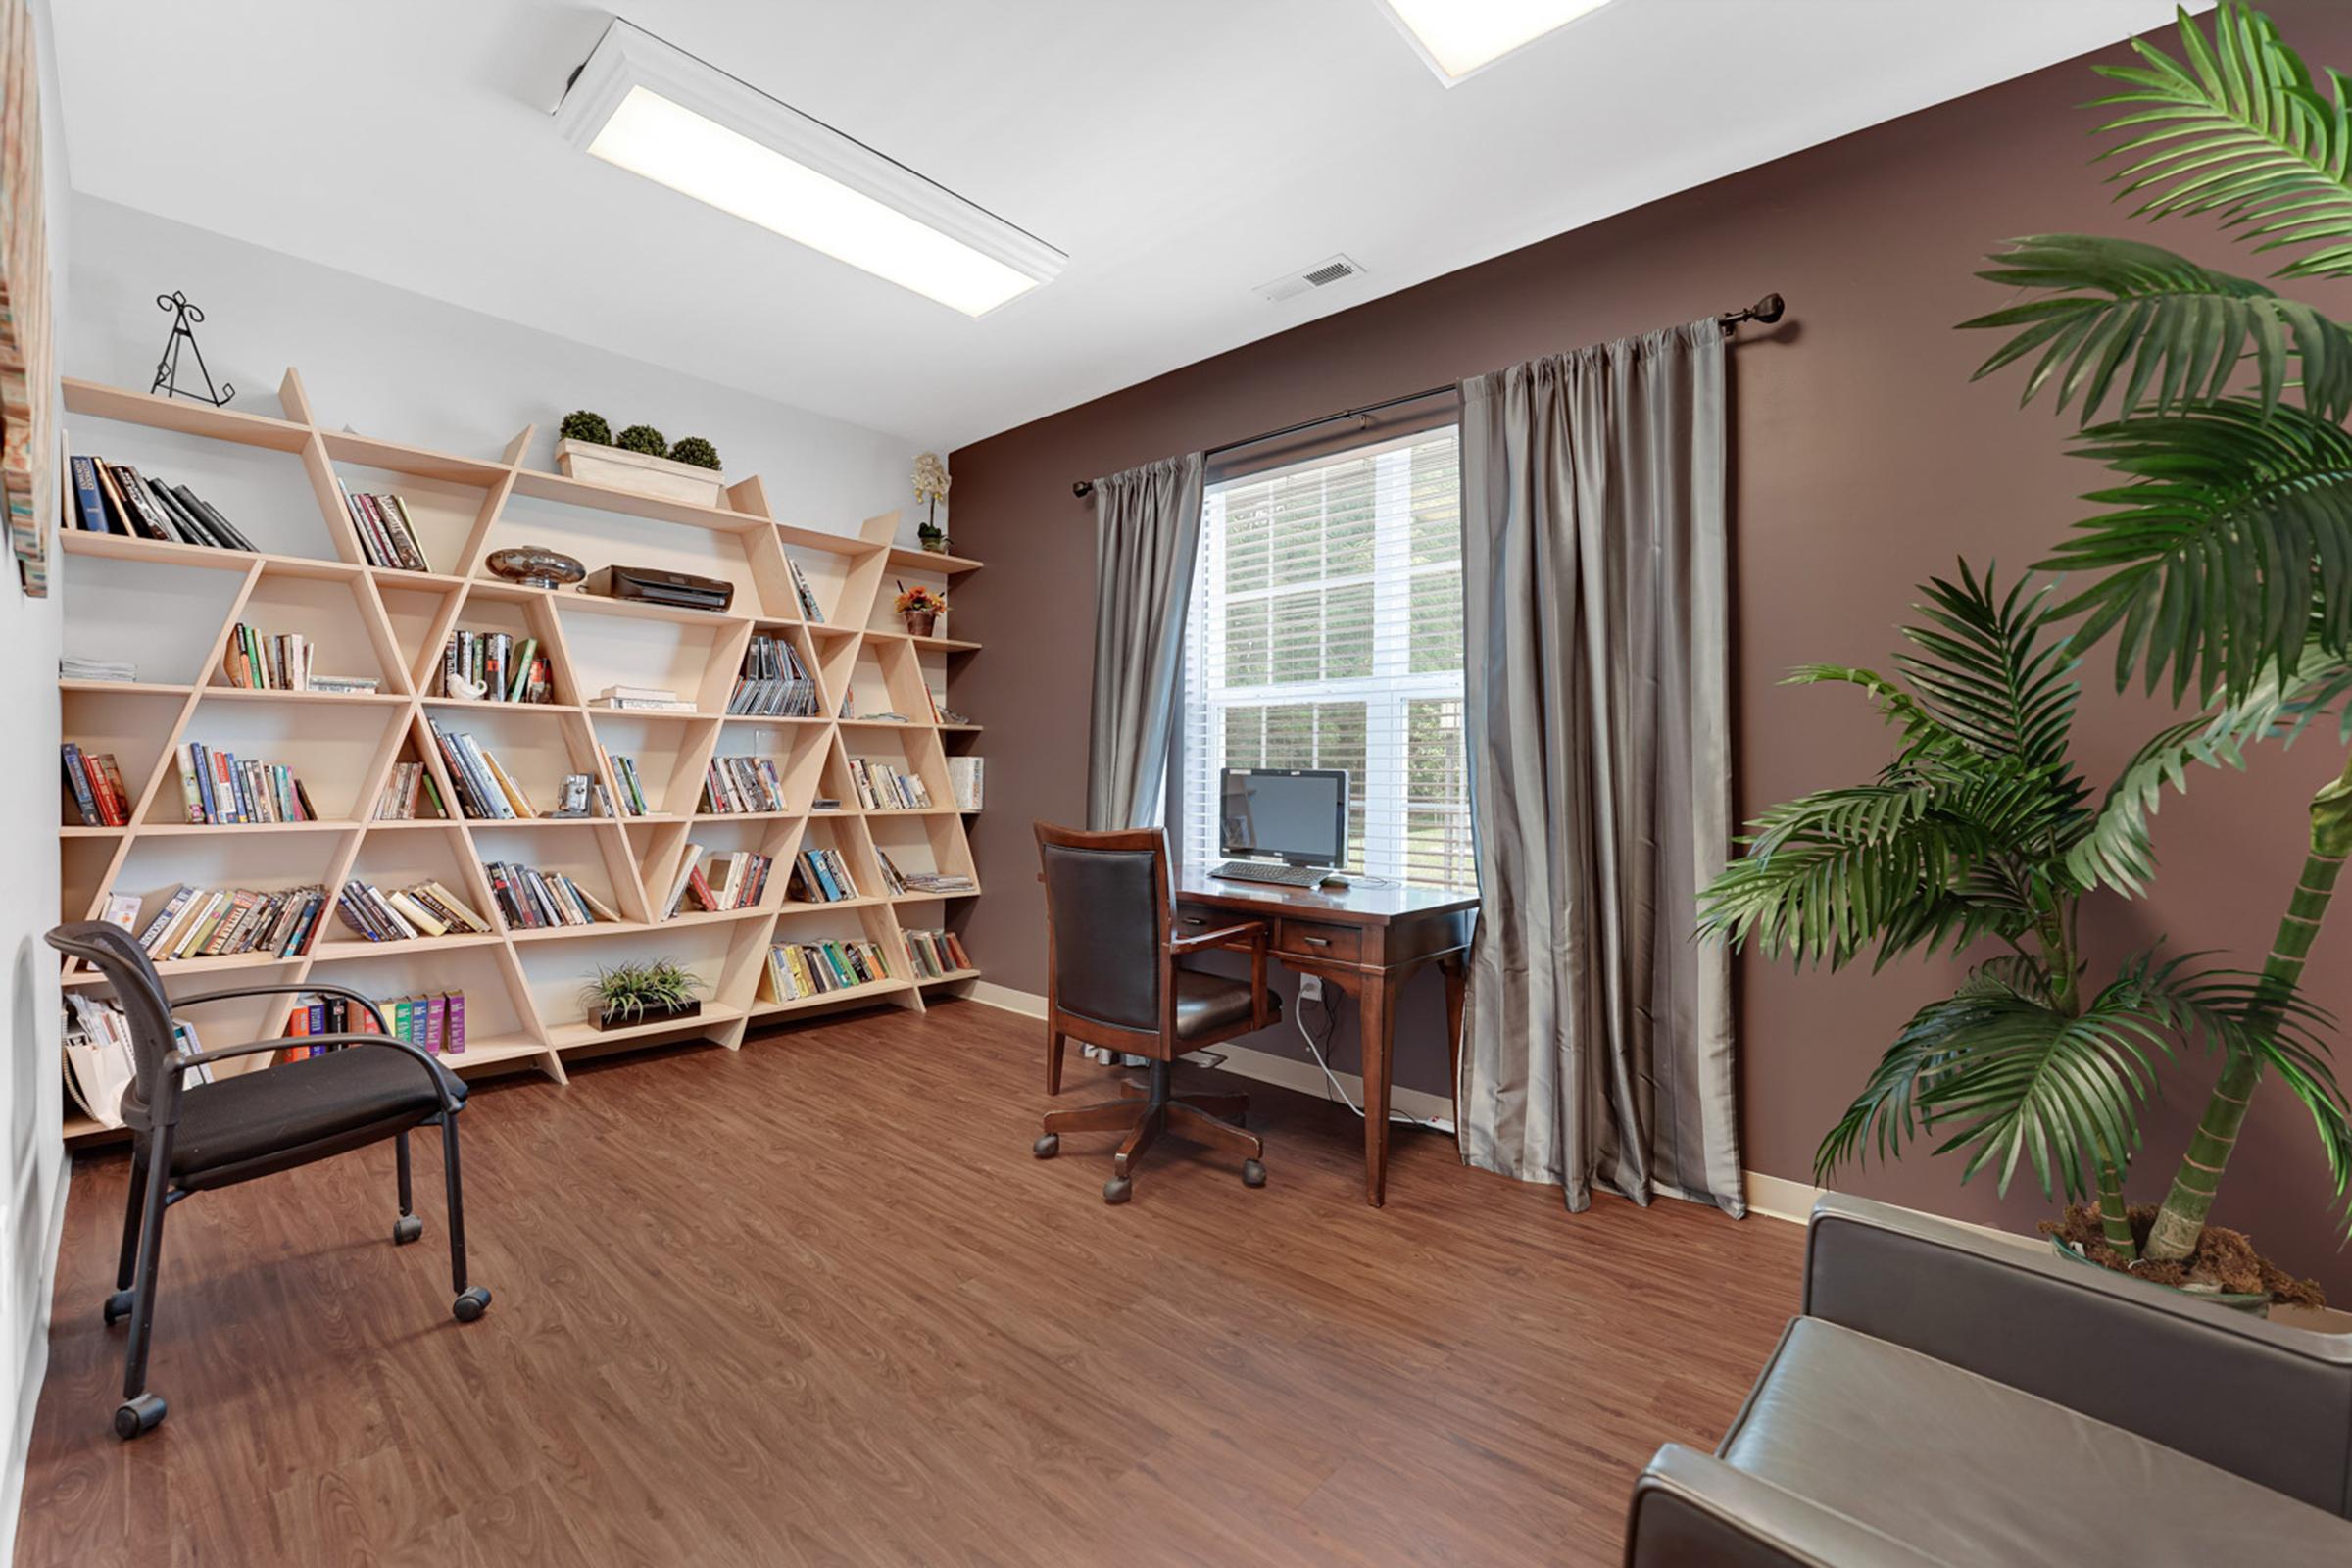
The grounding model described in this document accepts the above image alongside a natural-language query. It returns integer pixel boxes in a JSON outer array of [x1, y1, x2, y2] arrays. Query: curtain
[[1086, 453, 1206, 830], [1455, 320, 1742, 1217]]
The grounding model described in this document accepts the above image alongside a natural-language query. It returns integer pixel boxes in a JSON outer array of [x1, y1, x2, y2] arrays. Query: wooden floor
[[18, 1000, 1802, 1567]]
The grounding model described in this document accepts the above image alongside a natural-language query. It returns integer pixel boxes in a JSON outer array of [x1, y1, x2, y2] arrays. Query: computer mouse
[[1318, 872, 1350, 890]]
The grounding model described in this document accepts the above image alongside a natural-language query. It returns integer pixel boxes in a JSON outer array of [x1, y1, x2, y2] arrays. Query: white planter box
[[555, 439, 726, 507]]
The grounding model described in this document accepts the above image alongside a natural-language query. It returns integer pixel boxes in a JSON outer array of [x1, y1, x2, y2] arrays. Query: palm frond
[[2040, 397, 2352, 701], [2092, 4, 2352, 279], [1898, 564, 2082, 772], [2069, 644, 2352, 894], [1962, 234, 2352, 422]]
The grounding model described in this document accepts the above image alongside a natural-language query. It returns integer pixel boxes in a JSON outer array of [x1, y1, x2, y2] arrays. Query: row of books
[[62, 654, 136, 684], [485, 861, 616, 930], [427, 720, 536, 819], [219, 625, 374, 694], [135, 883, 327, 961], [177, 744, 318, 824], [372, 760, 445, 820], [61, 745, 131, 827], [442, 630, 553, 704], [946, 755, 983, 811], [902, 927, 973, 979], [594, 683, 694, 712], [65, 996, 209, 1127], [763, 939, 892, 1003], [787, 847, 861, 904], [337, 481, 434, 573], [279, 991, 467, 1060], [848, 757, 932, 810], [69, 455, 256, 551], [729, 635, 820, 716], [604, 749, 652, 815], [875, 849, 977, 898], [335, 879, 494, 944], [703, 755, 786, 814], [663, 847, 774, 916]]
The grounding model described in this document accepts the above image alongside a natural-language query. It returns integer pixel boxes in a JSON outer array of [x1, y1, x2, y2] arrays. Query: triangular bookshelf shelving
[[54, 368, 984, 1146]]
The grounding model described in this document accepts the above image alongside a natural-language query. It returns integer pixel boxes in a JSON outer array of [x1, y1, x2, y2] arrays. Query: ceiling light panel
[[553, 21, 1065, 317], [1378, 0, 1619, 84]]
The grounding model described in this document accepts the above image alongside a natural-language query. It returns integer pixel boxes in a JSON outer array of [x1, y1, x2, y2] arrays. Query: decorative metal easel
[[149, 291, 234, 407]]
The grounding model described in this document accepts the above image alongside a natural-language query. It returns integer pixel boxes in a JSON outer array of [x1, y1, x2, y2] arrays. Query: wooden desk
[[1173, 870, 1478, 1206]]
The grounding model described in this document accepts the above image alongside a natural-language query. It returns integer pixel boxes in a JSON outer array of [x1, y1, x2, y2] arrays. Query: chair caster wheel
[[1102, 1177, 1133, 1204], [1033, 1134, 1059, 1159], [392, 1215, 423, 1245], [1242, 1159, 1267, 1188], [453, 1287, 492, 1323], [114, 1392, 167, 1440], [102, 1290, 134, 1326]]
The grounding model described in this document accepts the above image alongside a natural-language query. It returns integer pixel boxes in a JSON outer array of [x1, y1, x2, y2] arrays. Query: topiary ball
[[668, 436, 721, 471], [615, 423, 667, 457], [559, 410, 612, 445]]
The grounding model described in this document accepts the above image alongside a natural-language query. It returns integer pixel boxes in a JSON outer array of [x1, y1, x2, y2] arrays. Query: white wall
[[67, 194, 923, 543], [2, 0, 71, 1553]]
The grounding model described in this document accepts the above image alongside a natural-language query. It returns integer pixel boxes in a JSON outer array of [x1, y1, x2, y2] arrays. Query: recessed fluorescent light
[[1377, 0, 1618, 85], [553, 20, 1064, 317]]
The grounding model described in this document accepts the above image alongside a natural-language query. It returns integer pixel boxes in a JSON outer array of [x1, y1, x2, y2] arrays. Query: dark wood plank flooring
[[17, 1000, 1802, 1567]]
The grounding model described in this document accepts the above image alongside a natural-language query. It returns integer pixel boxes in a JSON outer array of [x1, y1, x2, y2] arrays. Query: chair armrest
[[1803, 1193, 2352, 1515], [1168, 920, 1267, 955], [171, 981, 390, 1035], [1625, 1445, 1944, 1568], [172, 1031, 462, 1116]]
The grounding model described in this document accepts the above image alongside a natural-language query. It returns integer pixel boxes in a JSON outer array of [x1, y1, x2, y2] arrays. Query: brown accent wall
[[949, 4, 2352, 1294]]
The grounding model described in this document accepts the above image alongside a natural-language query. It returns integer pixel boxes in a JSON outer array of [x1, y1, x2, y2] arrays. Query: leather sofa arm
[[1802, 1193, 2352, 1517], [1625, 1446, 1946, 1568]]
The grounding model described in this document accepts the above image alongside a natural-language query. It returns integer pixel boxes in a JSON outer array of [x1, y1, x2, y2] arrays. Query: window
[[1178, 426, 1472, 890]]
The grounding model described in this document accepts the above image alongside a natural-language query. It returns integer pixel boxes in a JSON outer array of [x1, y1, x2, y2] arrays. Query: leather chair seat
[[1721, 1318, 2352, 1566], [172, 1046, 466, 1186], [1173, 969, 1281, 1041]]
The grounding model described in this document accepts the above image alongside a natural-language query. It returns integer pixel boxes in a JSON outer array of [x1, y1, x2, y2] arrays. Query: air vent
[[1254, 254, 1367, 304]]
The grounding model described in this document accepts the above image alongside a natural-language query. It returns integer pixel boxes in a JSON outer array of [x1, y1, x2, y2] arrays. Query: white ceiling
[[50, 1, 2195, 450]]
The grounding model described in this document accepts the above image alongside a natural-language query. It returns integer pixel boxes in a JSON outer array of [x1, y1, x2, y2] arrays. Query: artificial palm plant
[[1700, 563, 2349, 1262], [1953, 1, 2352, 1262]]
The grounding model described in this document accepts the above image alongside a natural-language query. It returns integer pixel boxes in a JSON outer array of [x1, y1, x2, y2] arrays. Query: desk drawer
[[1274, 917, 1361, 965]]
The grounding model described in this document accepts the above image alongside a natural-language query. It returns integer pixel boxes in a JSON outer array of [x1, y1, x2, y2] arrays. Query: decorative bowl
[[486, 546, 587, 591]]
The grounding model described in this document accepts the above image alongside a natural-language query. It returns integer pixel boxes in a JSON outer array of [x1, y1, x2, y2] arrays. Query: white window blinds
[[1178, 426, 1473, 890]]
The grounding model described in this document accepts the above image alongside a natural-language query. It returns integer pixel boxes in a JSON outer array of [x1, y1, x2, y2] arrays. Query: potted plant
[[912, 452, 951, 553], [1699, 563, 2350, 1310], [581, 959, 706, 1031], [895, 584, 947, 638], [553, 412, 728, 507]]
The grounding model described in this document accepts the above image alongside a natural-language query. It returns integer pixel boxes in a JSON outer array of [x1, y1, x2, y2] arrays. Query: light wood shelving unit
[[57, 369, 985, 1146]]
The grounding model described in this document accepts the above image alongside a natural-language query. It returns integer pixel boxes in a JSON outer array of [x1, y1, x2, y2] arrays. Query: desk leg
[[1361, 973, 1394, 1206], [1441, 955, 1468, 1129]]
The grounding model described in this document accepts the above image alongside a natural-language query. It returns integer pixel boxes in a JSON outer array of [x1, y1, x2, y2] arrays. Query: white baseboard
[[3, 1163, 69, 1568], [963, 982, 1455, 1123], [1742, 1170, 1823, 1226]]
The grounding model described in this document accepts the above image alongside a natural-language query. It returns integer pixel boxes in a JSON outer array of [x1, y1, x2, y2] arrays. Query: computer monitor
[[1219, 768, 1348, 867]]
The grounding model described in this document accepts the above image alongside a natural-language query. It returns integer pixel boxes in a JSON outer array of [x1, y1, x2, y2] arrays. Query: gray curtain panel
[[1086, 452, 1206, 830], [1456, 319, 1742, 1217]]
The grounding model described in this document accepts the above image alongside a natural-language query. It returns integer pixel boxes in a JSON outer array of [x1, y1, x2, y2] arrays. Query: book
[[787, 557, 823, 621], [946, 756, 984, 811], [131, 883, 326, 961], [727, 635, 820, 717]]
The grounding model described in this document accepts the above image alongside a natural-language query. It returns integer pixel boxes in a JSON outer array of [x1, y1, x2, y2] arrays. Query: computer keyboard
[[1209, 860, 1333, 888]]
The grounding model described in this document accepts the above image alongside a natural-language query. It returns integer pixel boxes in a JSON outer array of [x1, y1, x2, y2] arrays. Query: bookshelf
[[56, 368, 984, 1145]]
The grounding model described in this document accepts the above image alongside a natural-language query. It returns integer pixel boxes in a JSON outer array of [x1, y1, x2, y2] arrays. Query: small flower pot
[[919, 532, 949, 555], [903, 610, 938, 638], [593, 998, 702, 1032], [2048, 1236, 2272, 1314]]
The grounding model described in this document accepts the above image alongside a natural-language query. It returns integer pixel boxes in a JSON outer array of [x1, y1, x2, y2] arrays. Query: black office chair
[[48, 921, 492, 1440]]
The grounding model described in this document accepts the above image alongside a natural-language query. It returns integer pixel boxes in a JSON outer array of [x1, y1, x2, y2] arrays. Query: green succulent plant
[[614, 423, 667, 457], [558, 410, 611, 446], [581, 959, 706, 1024], [668, 435, 721, 470]]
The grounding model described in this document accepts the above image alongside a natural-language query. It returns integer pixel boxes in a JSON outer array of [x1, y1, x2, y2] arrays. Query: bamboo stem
[[2144, 746, 2352, 1262], [2095, 1158, 2138, 1260]]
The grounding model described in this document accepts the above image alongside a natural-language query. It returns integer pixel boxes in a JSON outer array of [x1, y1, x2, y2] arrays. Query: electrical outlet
[[1298, 974, 1323, 1004]]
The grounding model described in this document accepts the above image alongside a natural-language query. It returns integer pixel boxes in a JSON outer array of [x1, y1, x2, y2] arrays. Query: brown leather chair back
[[1035, 823, 1171, 1035]]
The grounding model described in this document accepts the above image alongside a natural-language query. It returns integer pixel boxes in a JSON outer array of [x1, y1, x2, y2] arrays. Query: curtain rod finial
[[1072, 480, 1093, 499]]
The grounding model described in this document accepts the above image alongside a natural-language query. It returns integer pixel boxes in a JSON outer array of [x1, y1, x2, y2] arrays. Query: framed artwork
[[0, 0, 51, 596]]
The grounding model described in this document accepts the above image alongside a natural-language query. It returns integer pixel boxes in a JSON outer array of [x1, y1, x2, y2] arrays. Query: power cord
[[1297, 986, 1447, 1133]]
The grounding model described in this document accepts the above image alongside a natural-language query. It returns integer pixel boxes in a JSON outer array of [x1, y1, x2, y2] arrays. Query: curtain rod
[[1070, 292, 1785, 499]]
